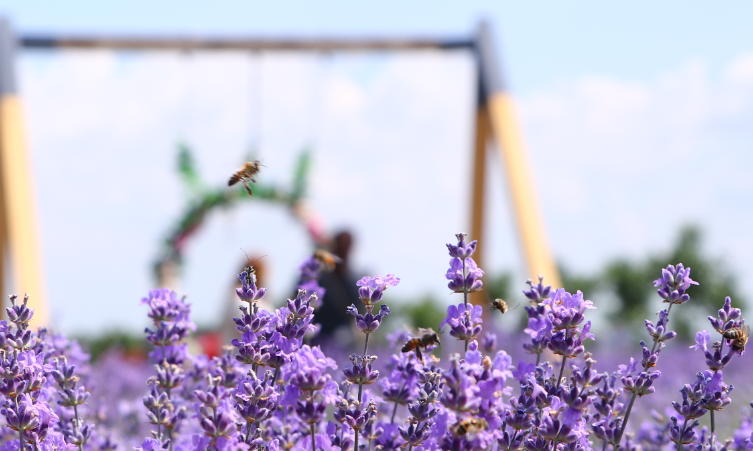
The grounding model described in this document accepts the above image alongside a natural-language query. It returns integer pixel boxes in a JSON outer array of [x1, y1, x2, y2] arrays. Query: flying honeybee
[[490, 298, 519, 314], [452, 418, 488, 436], [720, 325, 750, 352], [491, 298, 508, 314], [401, 328, 441, 362], [228, 161, 263, 197], [313, 249, 342, 272]]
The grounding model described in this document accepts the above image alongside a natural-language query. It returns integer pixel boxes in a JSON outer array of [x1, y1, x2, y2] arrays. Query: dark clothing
[[314, 270, 361, 340]]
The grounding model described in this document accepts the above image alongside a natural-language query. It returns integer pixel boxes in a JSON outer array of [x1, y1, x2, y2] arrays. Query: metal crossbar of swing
[[19, 35, 476, 51], [0, 22, 561, 326]]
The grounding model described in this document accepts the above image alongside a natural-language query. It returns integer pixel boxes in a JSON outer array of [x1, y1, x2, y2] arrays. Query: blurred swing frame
[[0, 19, 560, 326]]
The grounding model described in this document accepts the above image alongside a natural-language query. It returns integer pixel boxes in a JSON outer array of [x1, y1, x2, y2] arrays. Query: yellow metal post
[[0, 19, 47, 326], [475, 22, 561, 288]]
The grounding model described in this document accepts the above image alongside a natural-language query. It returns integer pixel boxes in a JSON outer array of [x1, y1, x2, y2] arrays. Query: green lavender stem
[[556, 353, 567, 390], [16, 396, 24, 451], [245, 421, 253, 445], [354, 330, 373, 451], [555, 329, 569, 390], [676, 418, 688, 451], [617, 303, 676, 446], [462, 259, 469, 353], [391, 381, 408, 424], [72, 404, 84, 451]]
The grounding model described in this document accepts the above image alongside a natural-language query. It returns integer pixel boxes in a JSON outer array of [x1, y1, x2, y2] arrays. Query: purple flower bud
[[481, 332, 497, 353], [343, 354, 379, 385], [295, 399, 326, 425], [356, 275, 400, 306], [347, 304, 390, 334], [398, 420, 433, 447], [446, 233, 478, 258], [539, 414, 578, 443], [669, 416, 700, 445], [523, 276, 552, 302], [623, 371, 661, 397]]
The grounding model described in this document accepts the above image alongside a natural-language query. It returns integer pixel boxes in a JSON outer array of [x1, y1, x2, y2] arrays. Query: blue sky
[[4, 2, 753, 95], [0, 1, 751, 335]]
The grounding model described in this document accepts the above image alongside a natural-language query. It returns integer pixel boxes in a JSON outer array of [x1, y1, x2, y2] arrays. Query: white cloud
[[518, 55, 753, 295], [16, 48, 753, 335], [19, 50, 476, 335]]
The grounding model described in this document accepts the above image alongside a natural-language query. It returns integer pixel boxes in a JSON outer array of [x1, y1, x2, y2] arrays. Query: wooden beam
[[0, 19, 47, 326], [475, 22, 562, 288], [469, 104, 490, 307], [486, 93, 561, 288]]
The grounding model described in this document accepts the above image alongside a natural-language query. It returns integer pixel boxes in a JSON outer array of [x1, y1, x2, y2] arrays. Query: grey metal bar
[[18, 35, 475, 52], [0, 19, 17, 95], [474, 20, 505, 102]]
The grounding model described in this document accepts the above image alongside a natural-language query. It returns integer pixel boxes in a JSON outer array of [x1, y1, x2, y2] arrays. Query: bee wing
[[744, 324, 751, 338], [403, 324, 418, 336], [417, 327, 436, 336]]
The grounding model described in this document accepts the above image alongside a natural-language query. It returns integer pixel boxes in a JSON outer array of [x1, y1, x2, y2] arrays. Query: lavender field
[[0, 233, 749, 451]]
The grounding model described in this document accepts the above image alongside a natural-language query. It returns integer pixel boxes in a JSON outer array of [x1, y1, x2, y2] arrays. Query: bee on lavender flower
[[401, 328, 440, 362], [240, 250, 265, 286], [228, 161, 263, 196], [452, 417, 488, 436], [313, 249, 341, 272], [720, 325, 749, 352]]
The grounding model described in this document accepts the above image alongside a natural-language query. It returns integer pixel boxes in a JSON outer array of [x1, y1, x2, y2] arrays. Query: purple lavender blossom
[[51, 357, 92, 450], [236, 269, 268, 304], [523, 275, 552, 303], [446, 233, 477, 258], [141, 289, 194, 448], [193, 375, 249, 450], [297, 256, 328, 306], [343, 354, 379, 387], [481, 332, 496, 354], [654, 263, 698, 305], [356, 274, 400, 306], [346, 304, 390, 334], [445, 258, 484, 294], [0, 295, 70, 451], [12, 232, 752, 451], [440, 303, 483, 343], [614, 264, 698, 449]]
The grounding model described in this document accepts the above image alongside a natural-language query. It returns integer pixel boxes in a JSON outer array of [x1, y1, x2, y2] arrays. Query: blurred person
[[312, 230, 363, 343]]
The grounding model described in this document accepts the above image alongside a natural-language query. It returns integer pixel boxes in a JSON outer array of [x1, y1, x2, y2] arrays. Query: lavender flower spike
[[523, 275, 552, 303], [654, 263, 698, 305], [440, 303, 483, 342], [446, 257, 484, 293]]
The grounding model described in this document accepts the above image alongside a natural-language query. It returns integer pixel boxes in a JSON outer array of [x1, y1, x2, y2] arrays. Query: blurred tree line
[[484, 225, 744, 340], [80, 225, 741, 359]]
